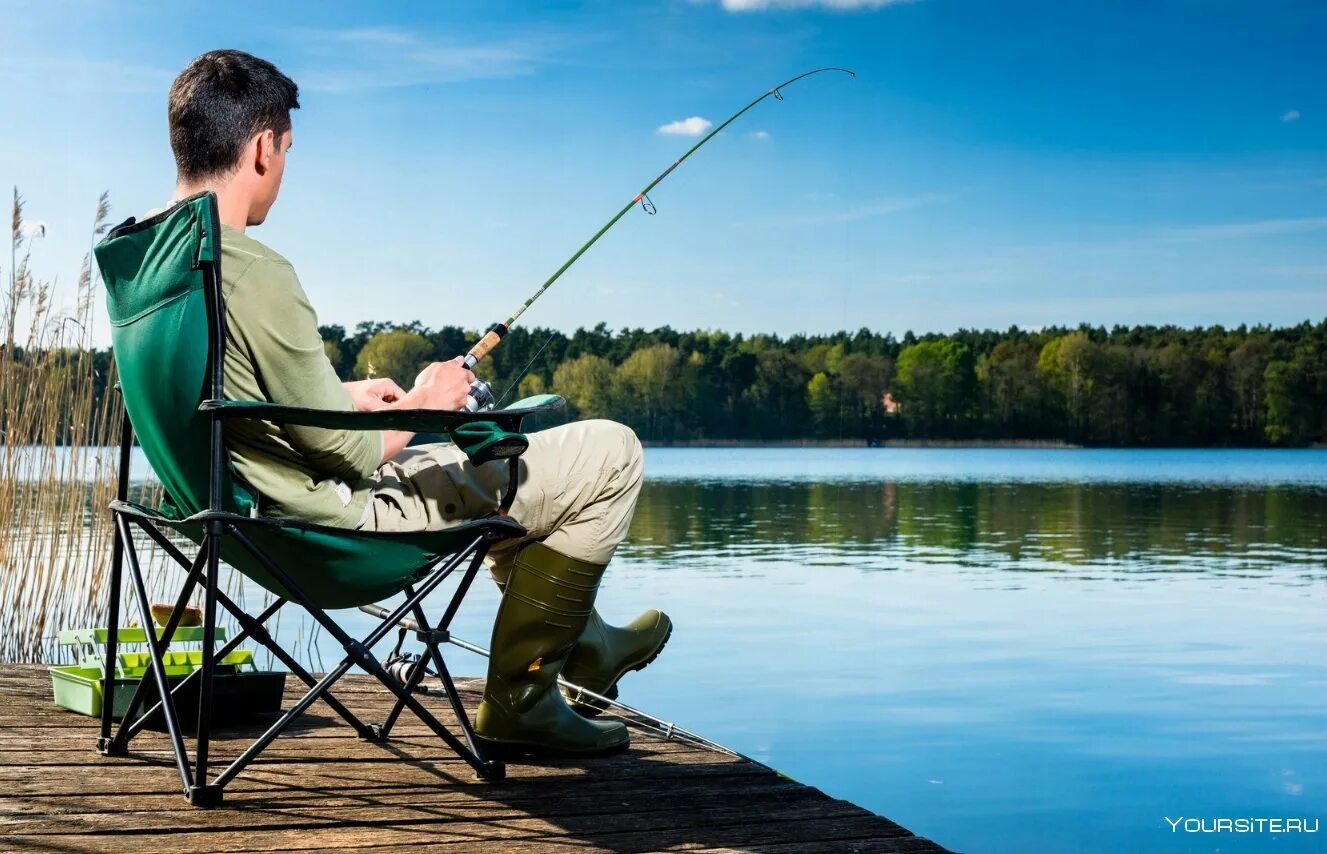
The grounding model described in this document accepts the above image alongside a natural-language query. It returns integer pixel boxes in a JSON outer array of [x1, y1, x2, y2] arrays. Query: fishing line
[[462, 67, 857, 410]]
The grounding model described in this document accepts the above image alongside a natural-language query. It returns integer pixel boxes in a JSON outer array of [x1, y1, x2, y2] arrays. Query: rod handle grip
[[464, 324, 507, 369]]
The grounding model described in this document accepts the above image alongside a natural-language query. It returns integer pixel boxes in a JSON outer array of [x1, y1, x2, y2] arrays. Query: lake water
[[44, 448, 1327, 852]]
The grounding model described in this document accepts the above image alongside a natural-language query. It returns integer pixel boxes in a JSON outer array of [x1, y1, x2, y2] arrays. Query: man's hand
[[376, 358, 477, 464], [343, 378, 405, 412], [408, 357, 476, 411]]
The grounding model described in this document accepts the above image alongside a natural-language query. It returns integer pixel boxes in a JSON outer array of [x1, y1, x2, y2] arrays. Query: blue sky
[[2, 0, 1324, 346]]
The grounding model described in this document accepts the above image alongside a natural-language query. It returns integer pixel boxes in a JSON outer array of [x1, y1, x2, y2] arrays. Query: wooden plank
[[0, 664, 951, 853], [3, 780, 840, 835], [1, 772, 794, 818], [3, 805, 906, 852], [0, 755, 771, 797]]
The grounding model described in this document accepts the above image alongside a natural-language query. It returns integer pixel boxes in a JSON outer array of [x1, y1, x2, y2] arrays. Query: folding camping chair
[[91, 190, 560, 806]]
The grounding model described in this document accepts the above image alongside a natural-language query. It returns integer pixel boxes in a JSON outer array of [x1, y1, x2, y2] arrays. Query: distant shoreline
[[642, 438, 1083, 449]]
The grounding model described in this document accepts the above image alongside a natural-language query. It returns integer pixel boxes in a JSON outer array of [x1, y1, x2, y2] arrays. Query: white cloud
[[0, 57, 173, 95], [289, 26, 587, 92], [1281, 110, 1301, 122], [824, 193, 951, 222], [1255, 265, 1327, 277], [331, 27, 420, 47], [741, 192, 952, 227], [658, 116, 714, 136], [717, 0, 916, 11], [1157, 217, 1327, 241], [749, 130, 771, 140]]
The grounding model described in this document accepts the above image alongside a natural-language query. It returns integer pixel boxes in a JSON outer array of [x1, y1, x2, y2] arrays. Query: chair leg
[[101, 411, 133, 756], [408, 563, 489, 760], [110, 546, 207, 751], [118, 515, 195, 795], [127, 518, 373, 738], [210, 585, 376, 740], [227, 528, 505, 781], [98, 511, 127, 756], [358, 551, 497, 770], [189, 527, 224, 808]]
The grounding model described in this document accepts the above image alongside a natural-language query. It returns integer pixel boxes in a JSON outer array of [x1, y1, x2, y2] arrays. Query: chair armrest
[[199, 394, 565, 433]]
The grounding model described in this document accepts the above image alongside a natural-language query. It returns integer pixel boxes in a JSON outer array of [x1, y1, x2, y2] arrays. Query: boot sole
[[568, 616, 674, 717], [475, 734, 631, 761]]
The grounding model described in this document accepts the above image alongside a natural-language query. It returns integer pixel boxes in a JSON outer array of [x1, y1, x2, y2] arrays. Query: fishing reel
[[383, 651, 432, 690], [465, 378, 495, 412]]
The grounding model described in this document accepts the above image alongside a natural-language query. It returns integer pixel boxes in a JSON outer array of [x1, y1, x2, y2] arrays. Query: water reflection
[[10, 447, 1326, 853], [625, 480, 1327, 582]]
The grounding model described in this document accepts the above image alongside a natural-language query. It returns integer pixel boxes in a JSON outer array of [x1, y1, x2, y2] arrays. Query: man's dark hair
[[168, 50, 300, 181]]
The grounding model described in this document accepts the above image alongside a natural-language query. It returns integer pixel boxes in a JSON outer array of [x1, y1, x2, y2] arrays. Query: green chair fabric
[[96, 194, 251, 520], [95, 194, 562, 609]]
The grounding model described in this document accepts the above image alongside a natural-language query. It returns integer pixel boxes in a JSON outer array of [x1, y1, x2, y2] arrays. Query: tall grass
[[0, 190, 316, 669], [0, 188, 125, 662]]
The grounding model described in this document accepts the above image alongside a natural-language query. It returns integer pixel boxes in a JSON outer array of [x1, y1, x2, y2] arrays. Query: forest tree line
[[316, 319, 1327, 446], [11, 319, 1327, 446]]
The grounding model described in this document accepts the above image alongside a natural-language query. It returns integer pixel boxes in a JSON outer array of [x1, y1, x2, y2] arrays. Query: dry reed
[[0, 190, 311, 669], [0, 188, 125, 662]]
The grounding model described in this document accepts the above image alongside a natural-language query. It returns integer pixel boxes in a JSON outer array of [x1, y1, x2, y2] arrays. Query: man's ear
[[253, 128, 276, 176]]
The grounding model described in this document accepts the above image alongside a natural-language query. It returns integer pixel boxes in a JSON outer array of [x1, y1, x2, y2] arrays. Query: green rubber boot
[[560, 608, 673, 716], [474, 541, 629, 757]]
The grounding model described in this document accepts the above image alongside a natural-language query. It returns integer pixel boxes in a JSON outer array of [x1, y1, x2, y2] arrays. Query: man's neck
[[174, 180, 250, 232]]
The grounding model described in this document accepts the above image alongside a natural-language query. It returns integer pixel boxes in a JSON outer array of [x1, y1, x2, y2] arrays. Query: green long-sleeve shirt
[[220, 225, 381, 527]]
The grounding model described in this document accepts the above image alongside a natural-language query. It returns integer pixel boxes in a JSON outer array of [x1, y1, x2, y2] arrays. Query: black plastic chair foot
[[363, 723, 387, 742], [96, 736, 124, 756], [188, 784, 224, 808], [478, 759, 506, 782]]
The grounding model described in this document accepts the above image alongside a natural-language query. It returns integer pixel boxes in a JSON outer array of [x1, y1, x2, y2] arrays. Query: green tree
[[1264, 344, 1326, 445], [1265, 359, 1307, 444], [353, 329, 435, 385], [806, 371, 838, 437], [743, 349, 811, 438], [1037, 331, 1096, 439], [1229, 337, 1271, 440], [838, 353, 893, 437], [893, 339, 975, 435], [322, 338, 344, 375], [517, 373, 547, 399], [319, 324, 348, 377], [553, 354, 615, 420], [615, 344, 682, 440], [979, 339, 1042, 437]]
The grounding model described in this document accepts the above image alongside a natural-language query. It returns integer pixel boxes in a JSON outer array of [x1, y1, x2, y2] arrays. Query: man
[[165, 49, 671, 756]]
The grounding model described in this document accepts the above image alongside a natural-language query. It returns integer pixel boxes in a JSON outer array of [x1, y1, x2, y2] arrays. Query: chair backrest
[[94, 192, 489, 609], [94, 192, 253, 519]]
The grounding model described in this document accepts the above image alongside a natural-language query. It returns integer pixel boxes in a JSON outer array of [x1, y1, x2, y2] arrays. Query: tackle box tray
[[50, 626, 286, 731]]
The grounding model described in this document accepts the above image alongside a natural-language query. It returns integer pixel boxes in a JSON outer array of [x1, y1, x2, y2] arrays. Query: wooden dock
[[0, 664, 950, 852]]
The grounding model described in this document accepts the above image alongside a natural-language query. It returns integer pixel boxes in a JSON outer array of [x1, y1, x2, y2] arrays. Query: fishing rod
[[461, 66, 856, 411]]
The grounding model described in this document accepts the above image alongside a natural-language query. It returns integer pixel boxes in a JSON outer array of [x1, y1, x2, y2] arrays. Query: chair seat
[[112, 500, 526, 609]]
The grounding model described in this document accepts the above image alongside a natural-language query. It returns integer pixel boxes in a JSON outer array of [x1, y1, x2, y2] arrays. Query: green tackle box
[[50, 626, 286, 731]]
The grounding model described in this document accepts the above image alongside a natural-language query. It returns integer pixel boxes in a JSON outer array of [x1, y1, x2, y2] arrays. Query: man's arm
[[229, 259, 383, 481], [342, 363, 476, 464]]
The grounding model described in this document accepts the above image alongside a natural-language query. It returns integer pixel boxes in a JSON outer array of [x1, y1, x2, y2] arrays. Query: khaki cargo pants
[[360, 419, 644, 585]]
